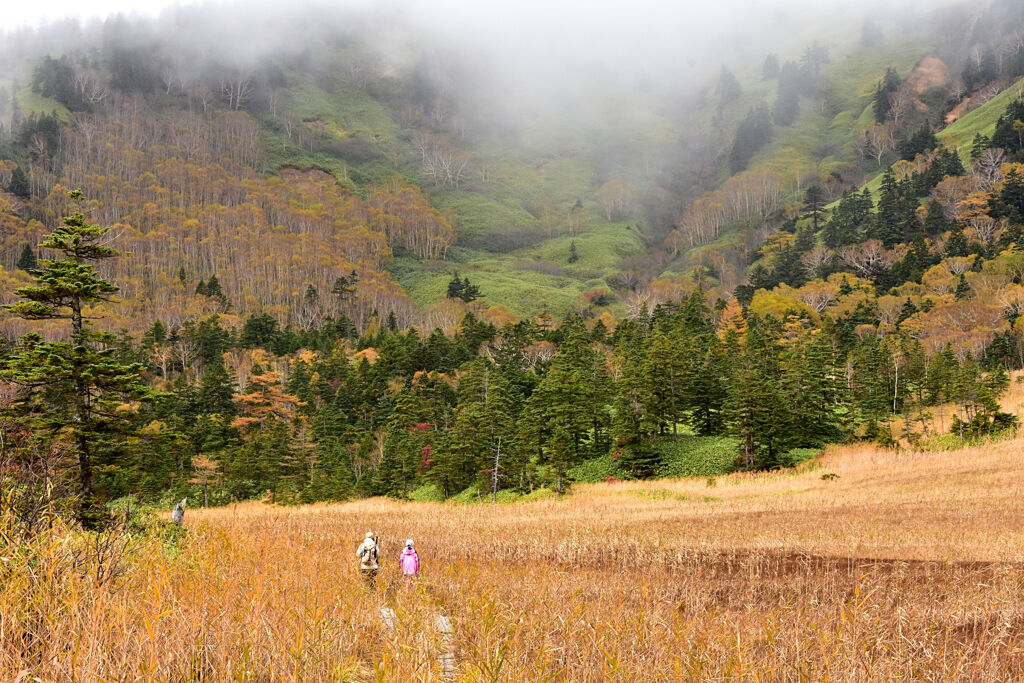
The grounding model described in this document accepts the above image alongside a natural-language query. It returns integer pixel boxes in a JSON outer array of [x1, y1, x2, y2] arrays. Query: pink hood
[[399, 547, 420, 575]]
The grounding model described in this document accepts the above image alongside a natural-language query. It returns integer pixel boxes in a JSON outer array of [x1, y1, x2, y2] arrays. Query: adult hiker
[[356, 531, 379, 589], [399, 539, 420, 589]]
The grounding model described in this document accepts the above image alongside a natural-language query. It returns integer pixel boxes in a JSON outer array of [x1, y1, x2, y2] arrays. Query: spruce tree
[[682, 334, 729, 435], [823, 189, 872, 248], [873, 67, 901, 122], [196, 358, 238, 416], [643, 327, 688, 436], [8, 164, 29, 198], [446, 272, 464, 299], [613, 334, 653, 445], [331, 270, 359, 301], [872, 168, 906, 245], [520, 324, 611, 491], [730, 104, 773, 173], [724, 322, 789, 468], [993, 167, 1024, 223], [15, 244, 37, 271], [378, 391, 431, 497], [954, 273, 971, 300], [945, 227, 969, 257], [205, 273, 224, 299], [446, 359, 517, 499], [717, 66, 742, 106], [781, 324, 848, 445], [804, 185, 827, 232], [1, 190, 152, 527]]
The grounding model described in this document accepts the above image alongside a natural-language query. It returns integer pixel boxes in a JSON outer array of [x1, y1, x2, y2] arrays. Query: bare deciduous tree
[[801, 245, 834, 277], [841, 239, 891, 277], [858, 123, 896, 166], [73, 69, 108, 105], [973, 147, 1006, 191], [220, 71, 253, 111]]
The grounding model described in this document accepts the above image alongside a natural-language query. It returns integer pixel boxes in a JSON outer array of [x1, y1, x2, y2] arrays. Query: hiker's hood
[[401, 547, 417, 555]]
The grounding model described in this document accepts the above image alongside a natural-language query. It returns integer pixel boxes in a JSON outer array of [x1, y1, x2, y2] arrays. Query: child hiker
[[399, 539, 420, 589]]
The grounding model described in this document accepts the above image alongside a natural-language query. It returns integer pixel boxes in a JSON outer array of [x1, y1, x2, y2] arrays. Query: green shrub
[[656, 436, 741, 478], [776, 447, 823, 468], [567, 454, 629, 483], [448, 486, 483, 504], [409, 483, 445, 502]]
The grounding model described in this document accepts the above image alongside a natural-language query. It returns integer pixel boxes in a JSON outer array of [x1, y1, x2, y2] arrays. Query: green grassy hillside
[[942, 77, 1024, 153]]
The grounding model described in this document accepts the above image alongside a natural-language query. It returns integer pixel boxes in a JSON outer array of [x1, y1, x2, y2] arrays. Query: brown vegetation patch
[[946, 96, 972, 124], [7, 437, 1024, 679], [906, 56, 950, 94]]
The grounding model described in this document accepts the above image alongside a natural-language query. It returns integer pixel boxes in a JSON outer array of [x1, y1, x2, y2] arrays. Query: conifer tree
[[954, 273, 971, 300], [724, 319, 791, 467], [717, 66, 742, 106], [945, 227, 969, 257], [780, 320, 848, 445], [447, 359, 517, 499], [873, 67, 901, 122], [1, 190, 152, 526], [613, 334, 653, 444], [643, 328, 687, 436], [7, 164, 29, 198], [378, 391, 431, 497], [872, 168, 906, 245], [682, 334, 729, 435], [520, 324, 611, 490], [16, 244, 38, 272], [196, 357, 238, 416], [331, 270, 359, 301], [804, 185, 827, 232]]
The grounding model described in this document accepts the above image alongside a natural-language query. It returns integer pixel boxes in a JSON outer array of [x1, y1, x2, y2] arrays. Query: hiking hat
[[406, 539, 414, 547], [366, 531, 374, 538]]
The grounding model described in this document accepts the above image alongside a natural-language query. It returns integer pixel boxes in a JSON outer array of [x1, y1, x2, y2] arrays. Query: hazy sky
[[1, 0, 171, 30], [0, 0, 951, 95], [1, 0, 926, 37]]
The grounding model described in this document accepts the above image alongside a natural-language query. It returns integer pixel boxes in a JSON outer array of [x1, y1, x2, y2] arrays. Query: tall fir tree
[[1, 190, 152, 527]]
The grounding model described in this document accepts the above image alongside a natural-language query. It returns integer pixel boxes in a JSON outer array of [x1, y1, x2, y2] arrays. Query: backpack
[[360, 541, 378, 564]]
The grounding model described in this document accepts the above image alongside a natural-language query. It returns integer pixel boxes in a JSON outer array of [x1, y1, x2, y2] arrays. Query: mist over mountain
[[1, 0, 1021, 324]]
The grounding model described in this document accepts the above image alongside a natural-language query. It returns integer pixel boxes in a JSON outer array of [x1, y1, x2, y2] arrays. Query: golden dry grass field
[[5, 435, 1024, 681]]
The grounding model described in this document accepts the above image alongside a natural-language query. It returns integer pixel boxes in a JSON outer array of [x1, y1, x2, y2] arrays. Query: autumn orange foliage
[[0, 98, 458, 338]]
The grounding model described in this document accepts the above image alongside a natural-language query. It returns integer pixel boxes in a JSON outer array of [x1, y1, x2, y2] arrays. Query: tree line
[[2, 199, 1016, 529]]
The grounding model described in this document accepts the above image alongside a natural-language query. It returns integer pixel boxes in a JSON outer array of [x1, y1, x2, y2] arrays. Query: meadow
[[4, 434, 1024, 681]]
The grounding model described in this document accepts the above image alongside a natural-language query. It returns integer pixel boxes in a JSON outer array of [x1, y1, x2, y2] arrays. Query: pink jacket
[[399, 547, 420, 575]]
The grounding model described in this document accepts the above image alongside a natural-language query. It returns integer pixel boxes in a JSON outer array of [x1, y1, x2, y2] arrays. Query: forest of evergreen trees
[[2, 197, 1017, 528]]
